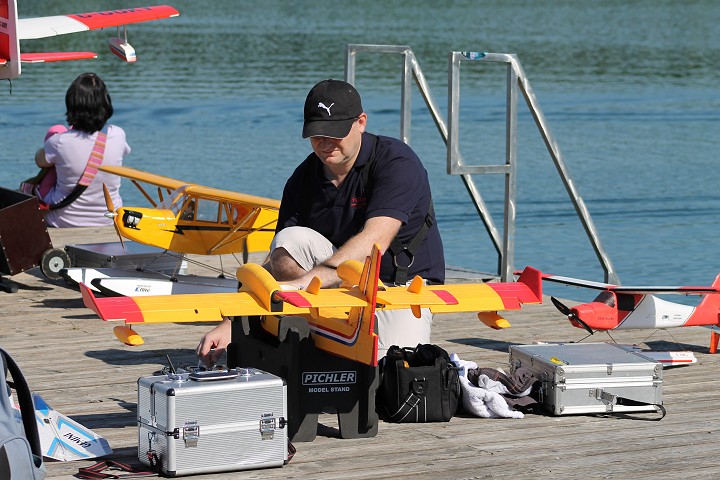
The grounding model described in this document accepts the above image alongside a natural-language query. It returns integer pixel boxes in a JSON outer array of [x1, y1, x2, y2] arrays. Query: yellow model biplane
[[99, 165, 280, 256], [80, 244, 543, 366]]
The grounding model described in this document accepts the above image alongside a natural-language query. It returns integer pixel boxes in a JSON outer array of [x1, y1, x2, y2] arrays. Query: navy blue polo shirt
[[277, 132, 445, 284]]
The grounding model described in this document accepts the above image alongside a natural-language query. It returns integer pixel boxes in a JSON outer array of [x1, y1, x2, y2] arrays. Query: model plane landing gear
[[40, 248, 71, 280]]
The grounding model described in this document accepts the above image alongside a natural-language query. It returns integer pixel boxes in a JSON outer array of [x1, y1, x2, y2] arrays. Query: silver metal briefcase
[[137, 368, 288, 476], [509, 343, 663, 416]]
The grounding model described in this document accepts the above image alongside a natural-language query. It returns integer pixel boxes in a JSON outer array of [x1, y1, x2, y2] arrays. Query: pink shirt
[[42, 125, 130, 227]]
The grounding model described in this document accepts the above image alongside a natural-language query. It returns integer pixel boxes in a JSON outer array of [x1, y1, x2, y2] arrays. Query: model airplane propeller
[[102, 183, 124, 249], [550, 296, 594, 335], [81, 244, 544, 366], [537, 271, 720, 353], [1, 1, 180, 81]]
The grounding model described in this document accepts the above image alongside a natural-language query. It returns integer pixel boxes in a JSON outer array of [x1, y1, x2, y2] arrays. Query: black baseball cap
[[302, 79, 363, 139]]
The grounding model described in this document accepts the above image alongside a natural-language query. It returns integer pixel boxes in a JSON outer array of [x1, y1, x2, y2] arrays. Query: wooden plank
[[0, 226, 718, 478]]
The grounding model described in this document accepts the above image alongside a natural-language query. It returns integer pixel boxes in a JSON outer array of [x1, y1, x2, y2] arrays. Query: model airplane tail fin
[[344, 244, 381, 365], [517, 266, 543, 303], [359, 244, 381, 333], [0, 0, 21, 79], [682, 274, 720, 352], [683, 273, 720, 328]]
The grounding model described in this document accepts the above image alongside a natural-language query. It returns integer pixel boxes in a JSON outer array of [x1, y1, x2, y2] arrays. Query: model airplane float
[[1, 0, 179, 80], [81, 244, 544, 366], [540, 271, 720, 354]]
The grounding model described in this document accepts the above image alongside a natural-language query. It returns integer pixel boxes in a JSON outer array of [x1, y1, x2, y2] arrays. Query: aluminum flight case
[[65, 241, 183, 274], [509, 343, 663, 415], [137, 368, 288, 477]]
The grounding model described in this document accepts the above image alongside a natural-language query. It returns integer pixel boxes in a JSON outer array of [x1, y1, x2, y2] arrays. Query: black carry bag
[[379, 344, 461, 423]]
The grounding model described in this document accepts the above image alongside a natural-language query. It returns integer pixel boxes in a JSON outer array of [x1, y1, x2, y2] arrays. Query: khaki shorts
[[271, 226, 433, 358]]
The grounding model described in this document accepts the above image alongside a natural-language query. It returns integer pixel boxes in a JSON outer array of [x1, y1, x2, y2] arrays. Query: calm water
[[2, 0, 720, 300]]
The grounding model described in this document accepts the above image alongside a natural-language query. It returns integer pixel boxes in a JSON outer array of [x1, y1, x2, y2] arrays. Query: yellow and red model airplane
[[1, 1, 180, 80], [81, 244, 544, 366], [99, 165, 280, 256]]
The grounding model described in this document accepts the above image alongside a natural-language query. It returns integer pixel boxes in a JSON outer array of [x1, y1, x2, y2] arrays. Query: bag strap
[[387, 376, 429, 422], [386, 200, 435, 285], [1, 348, 42, 461], [77, 460, 157, 479], [356, 135, 435, 285], [41, 128, 108, 211]]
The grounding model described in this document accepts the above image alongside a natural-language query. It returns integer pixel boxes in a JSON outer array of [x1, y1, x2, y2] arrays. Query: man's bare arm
[[287, 216, 401, 288]]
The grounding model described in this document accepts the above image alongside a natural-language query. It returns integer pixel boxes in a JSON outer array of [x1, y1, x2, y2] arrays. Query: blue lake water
[[2, 0, 719, 301]]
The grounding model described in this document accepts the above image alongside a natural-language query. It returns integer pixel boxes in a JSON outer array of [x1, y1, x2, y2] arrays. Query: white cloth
[[458, 376, 524, 419], [42, 125, 129, 227], [475, 374, 510, 395], [450, 353, 523, 419]]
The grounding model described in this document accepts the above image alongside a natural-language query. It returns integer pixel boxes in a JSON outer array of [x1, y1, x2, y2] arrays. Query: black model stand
[[227, 316, 378, 442]]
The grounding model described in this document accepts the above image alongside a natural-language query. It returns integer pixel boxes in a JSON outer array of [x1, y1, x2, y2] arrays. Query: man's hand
[[195, 317, 232, 368]]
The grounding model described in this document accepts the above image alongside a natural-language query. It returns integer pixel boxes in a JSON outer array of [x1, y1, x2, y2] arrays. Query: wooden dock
[[2, 226, 719, 479]]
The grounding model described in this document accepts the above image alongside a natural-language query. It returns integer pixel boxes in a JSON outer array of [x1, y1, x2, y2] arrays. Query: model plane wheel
[[40, 248, 71, 280]]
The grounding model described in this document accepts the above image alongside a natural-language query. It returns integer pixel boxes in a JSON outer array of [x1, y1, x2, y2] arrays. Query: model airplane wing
[[17, 5, 179, 40], [80, 263, 312, 345], [278, 265, 541, 313], [10, 393, 113, 461], [100, 165, 282, 210], [18, 52, 97, 63], [90, 274, 240, 296], [99, 165, 188, 195], [81, 285, 277, 323], [535, 271, 720, 295]]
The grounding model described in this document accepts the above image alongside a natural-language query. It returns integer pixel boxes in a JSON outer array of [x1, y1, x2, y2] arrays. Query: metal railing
[[345, 44, 619, 284]]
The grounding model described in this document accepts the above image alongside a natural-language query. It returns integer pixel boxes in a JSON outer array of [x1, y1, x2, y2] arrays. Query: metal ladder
[[344, 44, 618, 283]]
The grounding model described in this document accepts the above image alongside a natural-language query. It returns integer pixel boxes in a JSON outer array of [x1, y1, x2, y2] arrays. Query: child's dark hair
[[65, 73, 113, 133]]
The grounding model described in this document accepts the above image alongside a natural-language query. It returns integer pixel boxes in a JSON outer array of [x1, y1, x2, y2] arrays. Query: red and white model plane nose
[[572, 301, 618, 331]]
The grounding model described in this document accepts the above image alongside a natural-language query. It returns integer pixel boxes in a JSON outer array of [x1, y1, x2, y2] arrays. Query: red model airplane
[[539, 271, 720, 353], [0, 1, 179, 79]]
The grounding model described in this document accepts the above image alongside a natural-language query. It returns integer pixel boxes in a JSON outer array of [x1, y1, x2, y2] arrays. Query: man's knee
[[270, 226, 336, 272], [376, 309, 433, 359], [269, 247, 306, 281]]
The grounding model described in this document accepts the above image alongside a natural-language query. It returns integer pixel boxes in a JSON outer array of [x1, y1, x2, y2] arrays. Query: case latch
[[182, 421, 200, 447], [259, 413, 276, 440], [591, 388, 617, 412]]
